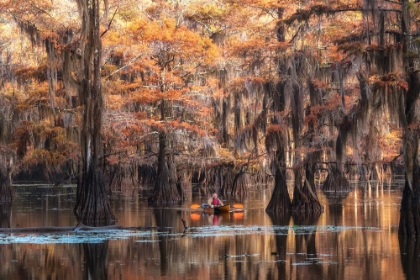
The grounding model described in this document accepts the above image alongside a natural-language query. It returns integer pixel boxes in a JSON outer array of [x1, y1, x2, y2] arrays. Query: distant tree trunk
[[148, 100, 181, 205], [73, 0, 115, 226], [221, 97, 230, 145], [148, 131, 181, 204], [292, 160, 324, 215], [231, 167, 250, 199], [322, 119, 350, 191], [0, 164, 14, 202]]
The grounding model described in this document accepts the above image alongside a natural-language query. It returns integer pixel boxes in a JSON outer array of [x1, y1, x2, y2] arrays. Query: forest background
[[0, 0, 420, 234]]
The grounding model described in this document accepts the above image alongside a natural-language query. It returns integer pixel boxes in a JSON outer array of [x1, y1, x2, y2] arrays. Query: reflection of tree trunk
[[399, 238, 420, 279], [83, 242, 108, 280], [293, 213, 323, 279], [292, 209, 322, 228], [267, 212, 290, 278], [0, 202, 11, 228], [153, 209, 175, 276], [398, 175, 420, 236]]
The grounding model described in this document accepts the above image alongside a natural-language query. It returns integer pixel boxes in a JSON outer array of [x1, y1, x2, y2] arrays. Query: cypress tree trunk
[[290, 75, 323, 215], [292, 160, 324, 215], [148, 99, 181, 205], [265, 7, 292, 213], [0, 202, 11, 228], [265, 126, 291, 212], [398, 0, 420, 237], [398, 71, 420, 236], [73, 0, 115, 226], [266, 160, 291, 213], [0, 164, 14, 203], [148, 131, 181, 204]]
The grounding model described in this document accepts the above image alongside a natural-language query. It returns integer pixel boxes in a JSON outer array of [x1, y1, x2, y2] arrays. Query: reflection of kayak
[[190, 212, 201, 221], [202, 204, 231, 213], [233, 211, 244, 220]]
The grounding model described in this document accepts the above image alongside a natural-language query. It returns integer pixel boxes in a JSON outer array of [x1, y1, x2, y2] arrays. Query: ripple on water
[[0, 224, 382, 244]]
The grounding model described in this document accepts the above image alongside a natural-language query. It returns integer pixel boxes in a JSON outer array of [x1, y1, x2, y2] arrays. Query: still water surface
[[0, 183, 417, 280]]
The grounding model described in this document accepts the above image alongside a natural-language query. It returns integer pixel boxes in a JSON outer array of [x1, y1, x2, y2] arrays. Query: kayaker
[[208, 193, 224, 208]]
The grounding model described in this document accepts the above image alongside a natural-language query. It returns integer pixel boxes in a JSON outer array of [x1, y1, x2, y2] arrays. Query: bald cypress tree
[[73, 0, 115, 226]]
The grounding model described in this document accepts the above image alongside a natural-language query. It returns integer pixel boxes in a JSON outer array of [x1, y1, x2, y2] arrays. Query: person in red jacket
[[207, 193, 224, 208]]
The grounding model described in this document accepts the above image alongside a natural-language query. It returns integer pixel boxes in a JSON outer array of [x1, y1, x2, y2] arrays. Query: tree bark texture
[[291, 161, 324, 215], [321, 163, 349, 193], [0, 165, 14, 203], [73, 0, 115, 226], [148, 131, 181, 205], [398, 0, 420, 236], [265, 80, 291, 212], [266, 145, 291, 213], [0, 202, 11, 228]]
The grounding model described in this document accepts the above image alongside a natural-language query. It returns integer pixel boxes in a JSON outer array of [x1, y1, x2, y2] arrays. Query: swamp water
[[0, 183, 417, 280]]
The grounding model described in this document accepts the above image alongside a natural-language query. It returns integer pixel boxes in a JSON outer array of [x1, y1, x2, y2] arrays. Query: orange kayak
[[203, 204, 230, 213]]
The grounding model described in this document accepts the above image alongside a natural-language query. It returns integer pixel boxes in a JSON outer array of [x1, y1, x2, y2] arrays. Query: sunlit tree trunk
[[73, 0, 115, 226]]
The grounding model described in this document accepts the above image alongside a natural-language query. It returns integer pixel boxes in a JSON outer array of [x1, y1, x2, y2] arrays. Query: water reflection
[[0, 202, 11, 228], [83, 242, 108, 280], [399, 238, 420, 280], [267, 212, 290, 279], [0, 185, 417, 279], [153, 208, 177, 276]]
